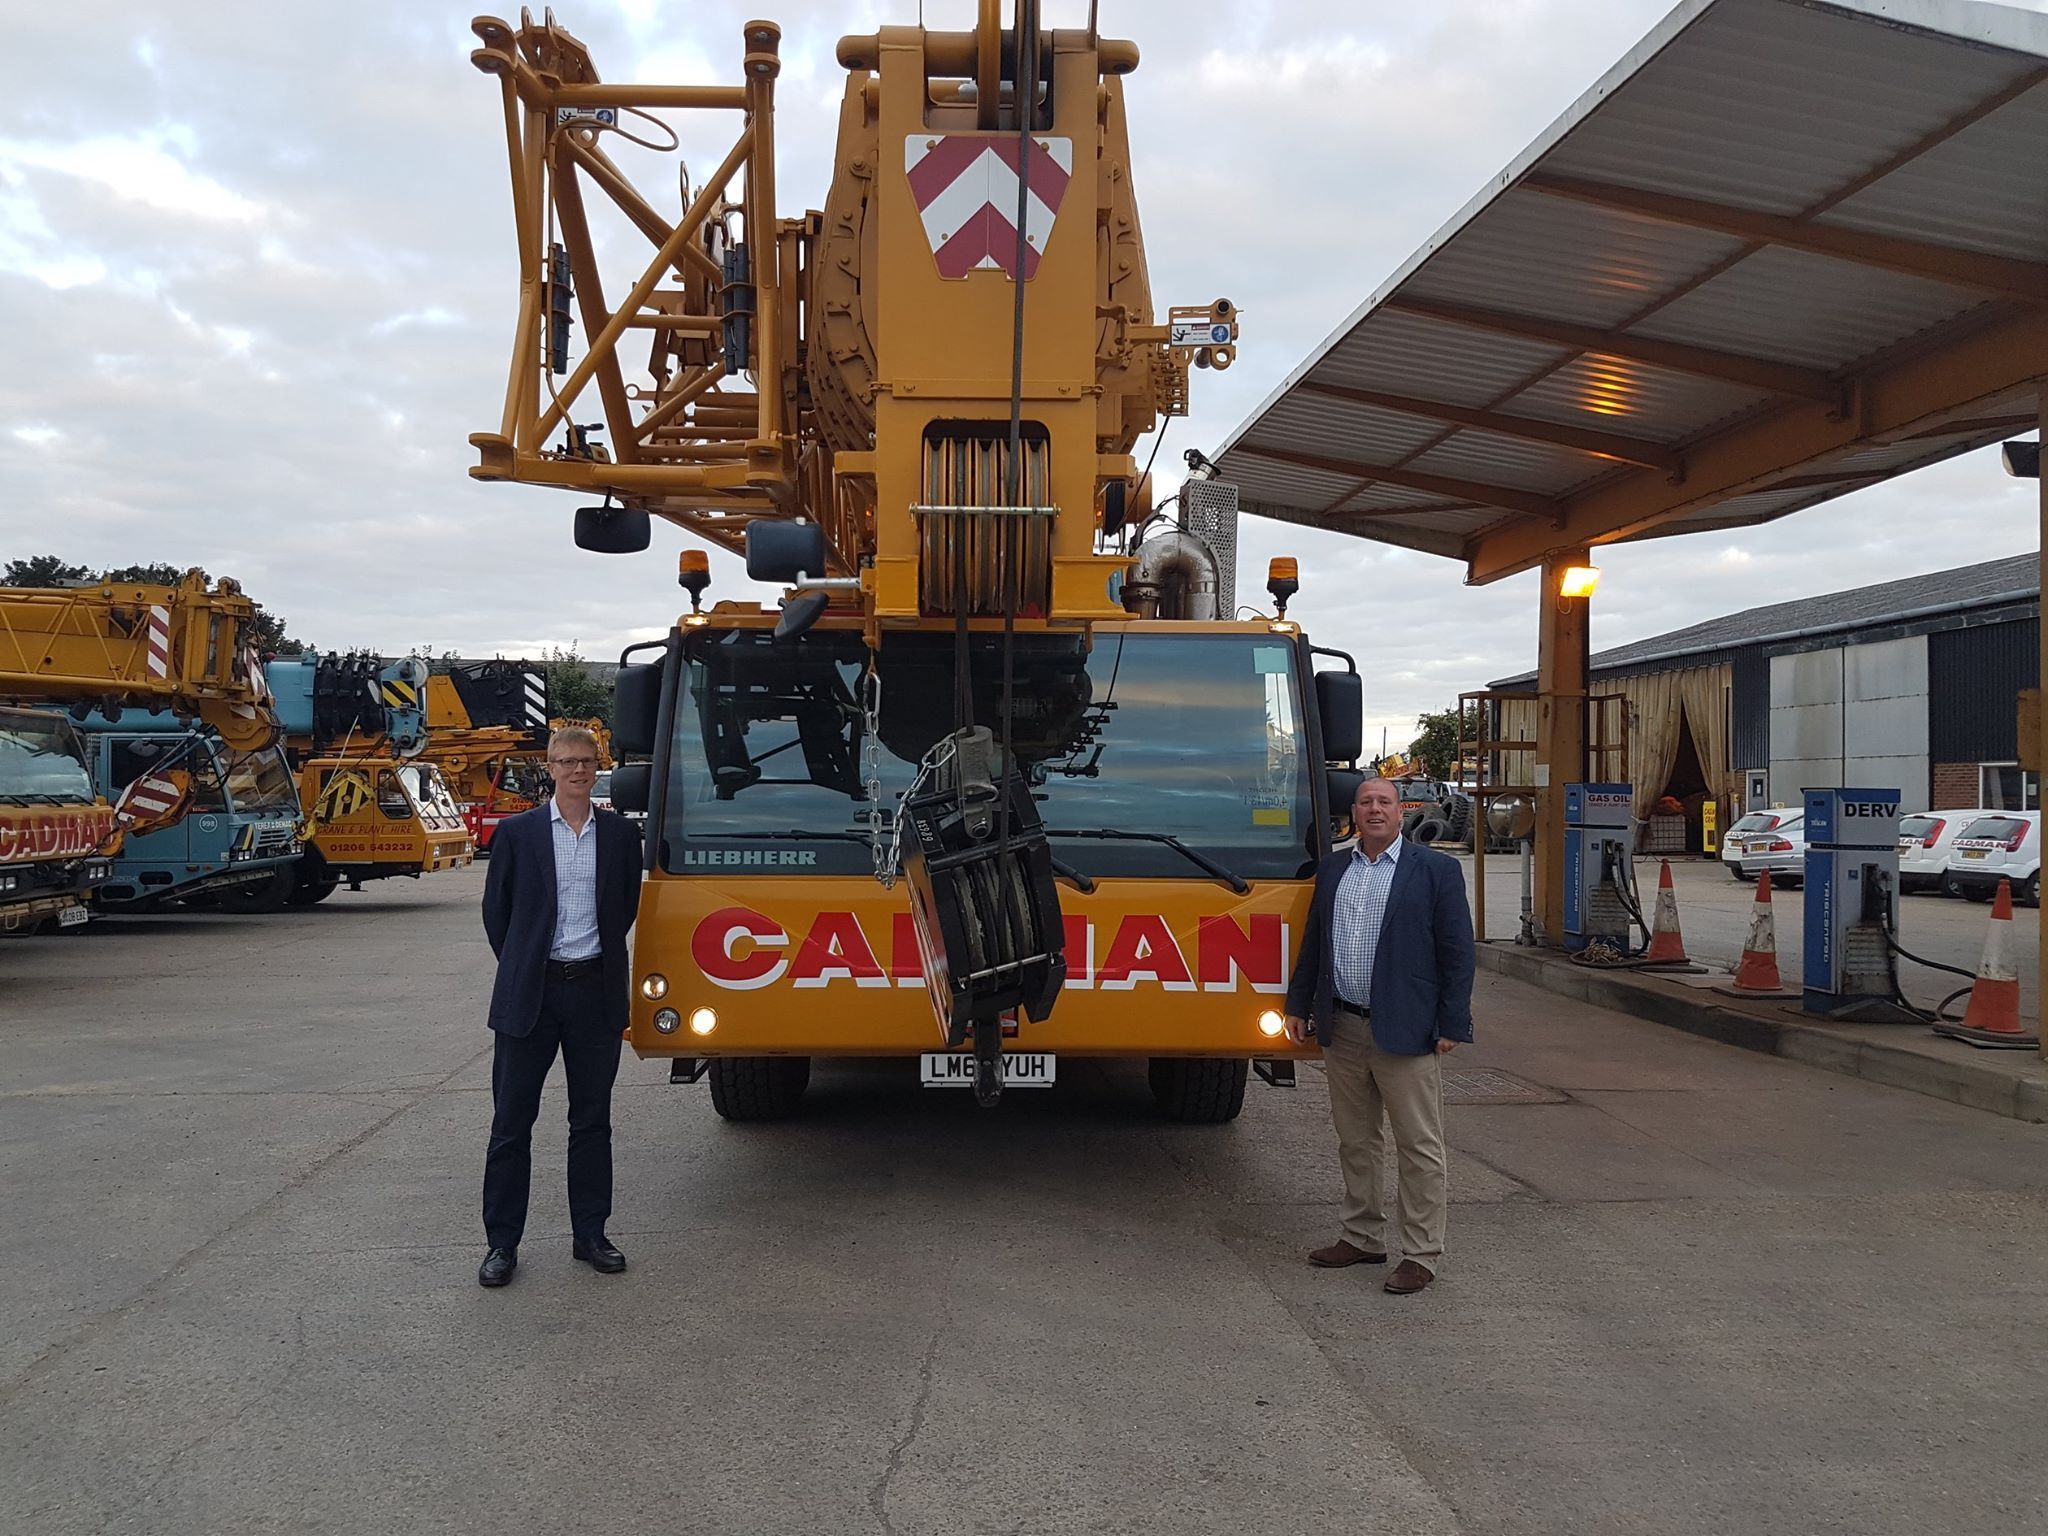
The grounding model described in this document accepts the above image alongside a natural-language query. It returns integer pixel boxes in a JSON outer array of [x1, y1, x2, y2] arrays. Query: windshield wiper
[[712, 829, 873, 843], [1043, 828, 1249, 893]]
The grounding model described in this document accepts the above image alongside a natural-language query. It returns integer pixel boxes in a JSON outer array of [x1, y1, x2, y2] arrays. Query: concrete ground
[[1458, 850, 2040, 1021], [3, 868, 2045, 1535]]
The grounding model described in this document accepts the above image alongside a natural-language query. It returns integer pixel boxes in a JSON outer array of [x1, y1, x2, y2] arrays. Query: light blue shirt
[[548, 799, 601, 961], [1332, 836, 1402, 1007]]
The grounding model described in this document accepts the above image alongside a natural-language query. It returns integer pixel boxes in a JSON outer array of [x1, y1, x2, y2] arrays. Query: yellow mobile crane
[[467, 4, 1364, 1117], [0, 572, 303, 911]]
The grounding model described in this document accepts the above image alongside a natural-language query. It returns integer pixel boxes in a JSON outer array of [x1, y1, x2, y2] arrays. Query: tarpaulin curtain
[[1675, 663, 1733, 805], [1620, 664, 1734, 820], [1622, 671, 1684, 821]]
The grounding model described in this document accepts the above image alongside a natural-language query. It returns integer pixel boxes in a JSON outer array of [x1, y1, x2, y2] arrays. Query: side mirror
[[745, 521, 827, 583], [574, 505, 651, 554], [1315, 670, 1363, 763], [772, 590, 831, 641], [1326, 768, 1365, 815], [609, 762, 651, 814], [614, 662, 663, 757]]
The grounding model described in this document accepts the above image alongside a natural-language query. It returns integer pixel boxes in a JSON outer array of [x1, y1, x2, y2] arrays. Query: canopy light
[[1558, 565, 1601, 599], [2002, 439, 2041, 480]]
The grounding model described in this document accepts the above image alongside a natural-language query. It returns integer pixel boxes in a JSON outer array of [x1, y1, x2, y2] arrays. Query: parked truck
[[0, 705, 118, 933], [420, 665, 551, 850], [0, 572, 303, 913], [466, 4, 1363, 1119], [266, 650, 474, 905]]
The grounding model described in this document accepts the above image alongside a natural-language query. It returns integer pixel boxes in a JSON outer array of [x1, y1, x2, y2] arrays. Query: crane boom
[[0, 571, 280, 751], [466, 4, 1236, 625]]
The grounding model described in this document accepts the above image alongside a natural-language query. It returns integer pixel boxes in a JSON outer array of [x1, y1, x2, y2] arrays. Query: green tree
[[4, 555, 92, 586], [1408, 705, 1479, 782], [545, 644, 611, 726], [98, 561, 200, 585], [7, 556, 305, 654], [247, 605, 305, 657]]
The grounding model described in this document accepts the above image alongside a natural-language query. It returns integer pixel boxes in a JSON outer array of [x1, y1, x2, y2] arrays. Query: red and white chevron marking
[[116, 774, 184, 826], [144, 605, 172, 679], [237, 643, 272, 707], [904, 134, 1072, 280]]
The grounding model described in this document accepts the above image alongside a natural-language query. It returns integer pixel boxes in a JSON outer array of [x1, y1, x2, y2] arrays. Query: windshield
[[661, 628, 1315, 880], [1728, 812, 1781, 835], [1959, 815, 2030, 845], [0, 707, 96, 803], [400, 763, 462, 821], [221, 748, 299, 811], [1899, 815, 1941, 842]]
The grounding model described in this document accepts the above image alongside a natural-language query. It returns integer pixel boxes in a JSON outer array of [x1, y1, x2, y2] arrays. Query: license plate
[[920, 1052, 1056, 1088], [1963, 849, 1988, 860], [57, 905, 89, 928]]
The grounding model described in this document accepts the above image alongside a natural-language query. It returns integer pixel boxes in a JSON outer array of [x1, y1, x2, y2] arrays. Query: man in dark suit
[[477, 725, 644, 1288], [1286, 775, 1475, 1295]]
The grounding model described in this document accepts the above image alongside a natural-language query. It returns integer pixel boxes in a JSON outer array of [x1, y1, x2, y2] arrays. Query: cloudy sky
[[2, 0, 2041, 744]]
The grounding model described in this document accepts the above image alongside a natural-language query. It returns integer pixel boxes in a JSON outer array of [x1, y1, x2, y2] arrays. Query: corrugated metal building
[[1490, 552, 2040, 838]]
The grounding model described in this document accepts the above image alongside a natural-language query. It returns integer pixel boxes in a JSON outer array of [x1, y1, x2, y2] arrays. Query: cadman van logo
[[692, 907, 1290, 993], [682, 848, 818, 867], [0, 806, 117, 862]]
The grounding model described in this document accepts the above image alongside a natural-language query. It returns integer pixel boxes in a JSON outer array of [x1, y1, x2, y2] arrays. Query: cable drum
[[918, 432, 1053, 616]]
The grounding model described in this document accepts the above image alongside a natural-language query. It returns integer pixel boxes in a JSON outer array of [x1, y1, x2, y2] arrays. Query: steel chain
[[861, 666, 887, 882], [862, 663, 964, 890]]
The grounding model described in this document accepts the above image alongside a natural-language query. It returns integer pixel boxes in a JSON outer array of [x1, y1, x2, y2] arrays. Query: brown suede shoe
[[1308, 1239, 1388, 1268], [1384, 1259, 1435, 1294]]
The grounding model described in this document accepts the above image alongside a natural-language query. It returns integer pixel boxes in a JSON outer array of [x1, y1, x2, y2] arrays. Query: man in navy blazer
[[1286, 775, 1474, 1294], [476, 725, 644, 1288]]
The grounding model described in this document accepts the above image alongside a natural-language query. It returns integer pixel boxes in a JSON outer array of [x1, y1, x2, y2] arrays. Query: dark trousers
[[481, 970, 622, 1249]]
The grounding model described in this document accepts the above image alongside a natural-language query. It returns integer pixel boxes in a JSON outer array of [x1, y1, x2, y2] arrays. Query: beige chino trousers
[[1323, 1014, 1448, 1273]]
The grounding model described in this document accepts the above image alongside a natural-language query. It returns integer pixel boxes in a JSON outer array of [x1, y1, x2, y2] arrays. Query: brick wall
[[1930, 761, 1978, 810]]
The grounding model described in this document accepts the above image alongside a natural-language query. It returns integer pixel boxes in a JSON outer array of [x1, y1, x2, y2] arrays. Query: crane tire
[[708, 1056, 812, 1120], [1147, 1057, 1248, 1123]]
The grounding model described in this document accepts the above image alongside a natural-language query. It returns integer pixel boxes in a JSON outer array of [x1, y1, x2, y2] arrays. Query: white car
[[1946, 810, 2040, 907], [591, 768, 613, 812], [1720, 809, 1806, 886], [1897, 809, 1992, 896]]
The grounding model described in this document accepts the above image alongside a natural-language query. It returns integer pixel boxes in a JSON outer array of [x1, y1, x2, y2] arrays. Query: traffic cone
[[1730, 869, 1784, 993], [1933, 878, 2040, 1049], [1642, 859, 1690, 965]]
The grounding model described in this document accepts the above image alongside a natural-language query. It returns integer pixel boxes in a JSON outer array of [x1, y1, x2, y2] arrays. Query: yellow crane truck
[[0, 572, 302, 913], [465, 4, 1363, 1119], [265, 651, 475, 907]]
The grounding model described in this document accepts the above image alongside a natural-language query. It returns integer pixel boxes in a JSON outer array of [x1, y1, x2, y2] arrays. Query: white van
[[1897, 809, 1992, 896], [1946, 810, 2041, 907]]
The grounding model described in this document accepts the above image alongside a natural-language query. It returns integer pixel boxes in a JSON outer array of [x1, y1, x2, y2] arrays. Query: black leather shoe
[[572, 1236, 627, 1274], [478, 1247, 518, 1287]]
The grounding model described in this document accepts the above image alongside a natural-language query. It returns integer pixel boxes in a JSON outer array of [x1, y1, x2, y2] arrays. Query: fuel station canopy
[[1216, 0, 2048, 585]]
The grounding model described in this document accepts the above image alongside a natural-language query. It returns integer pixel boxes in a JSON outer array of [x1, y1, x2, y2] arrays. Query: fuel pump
[[1802, 787, 1915, 1021], [1563, 783, 1639, 952]]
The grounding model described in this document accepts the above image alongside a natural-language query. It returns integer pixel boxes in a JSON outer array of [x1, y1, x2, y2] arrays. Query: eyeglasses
[[549, 757, 599, 771]]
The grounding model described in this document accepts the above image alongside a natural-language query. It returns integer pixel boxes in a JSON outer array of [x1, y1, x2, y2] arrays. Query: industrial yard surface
[[5, 868, 2043, 1536]]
